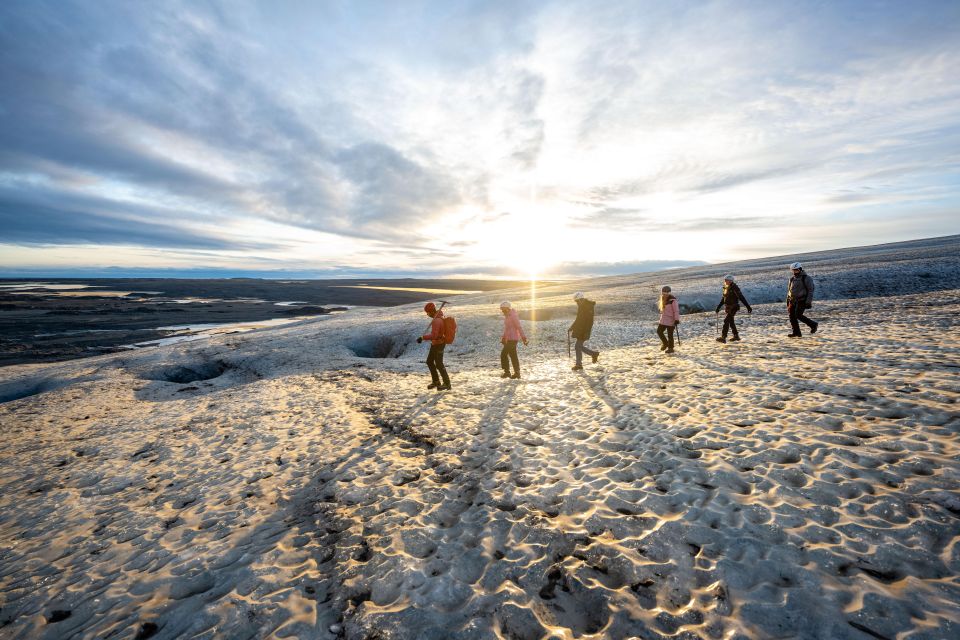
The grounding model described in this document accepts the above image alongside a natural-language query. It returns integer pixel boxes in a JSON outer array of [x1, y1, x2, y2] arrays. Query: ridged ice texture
[[0, 235, 958, 639]]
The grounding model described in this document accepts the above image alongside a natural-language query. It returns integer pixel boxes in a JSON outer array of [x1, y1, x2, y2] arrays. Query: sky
[[1, 0, 959, 279]]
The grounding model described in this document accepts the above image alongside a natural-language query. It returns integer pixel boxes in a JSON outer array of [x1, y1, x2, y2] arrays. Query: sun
[[454, 199, 574, 279], [508, 239, 560, 280], [498, 213, 566, 279], [514, 250, 545, 280]]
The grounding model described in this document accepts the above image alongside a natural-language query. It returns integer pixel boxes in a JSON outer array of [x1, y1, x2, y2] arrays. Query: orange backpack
[[442, 316, 457, 344]]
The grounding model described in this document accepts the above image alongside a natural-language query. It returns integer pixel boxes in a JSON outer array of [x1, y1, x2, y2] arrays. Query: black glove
[[416, 337, 423, 344], [715, 305, 722, 313], [747, 306, 753, 314]]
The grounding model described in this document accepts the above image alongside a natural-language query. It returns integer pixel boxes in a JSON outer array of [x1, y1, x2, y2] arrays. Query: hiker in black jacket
[[715, 275, 752, 343], [787, 262, 819, 337], [569, 292, 599, 371]]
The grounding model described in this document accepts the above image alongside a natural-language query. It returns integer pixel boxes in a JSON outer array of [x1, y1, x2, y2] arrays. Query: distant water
[[128, 315, 338, 349]]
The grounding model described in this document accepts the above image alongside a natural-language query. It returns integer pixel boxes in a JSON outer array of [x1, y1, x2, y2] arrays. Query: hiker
[[569, 292, 599, 371], [715, 275, 752, 343], [657, 286, 681, 354], [499, 301, 528, 379], [787, 262, 819, 337], [416, 302, 451, 390]]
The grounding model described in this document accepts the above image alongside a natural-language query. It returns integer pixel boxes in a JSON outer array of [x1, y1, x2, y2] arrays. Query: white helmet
[[723, 274, 735, 282], [499, 300, 511, 309], [573, 291, 585, 300], [790, 262, 802, 270]]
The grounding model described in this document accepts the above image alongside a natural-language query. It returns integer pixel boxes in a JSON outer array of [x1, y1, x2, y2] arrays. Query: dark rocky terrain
[[0, 278, 530, 366]]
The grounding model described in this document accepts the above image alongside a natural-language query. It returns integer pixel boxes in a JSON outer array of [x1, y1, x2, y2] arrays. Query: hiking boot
[[810, 322, 819, 334], [427, 382, 439, 389], [787, 333, 802, 338], [716, 337, 727, 344], [510, 374, 521, 379], [572, 364, 583, 371], [730, 336, 741, 342], [592, 352, 599, 364], [660, 344, 667, 351], [500, 371, 511, 378], [437, 383, 452, 391], [665, 348, 675, 354]]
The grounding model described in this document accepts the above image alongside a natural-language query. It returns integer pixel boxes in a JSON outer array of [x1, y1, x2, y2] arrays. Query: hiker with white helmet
[[499, 301, 528, 379], [569, 292, 599, 371], [787, 262, 819, 338], [657, 286, 681, 354], [715, 275, 752, 343]]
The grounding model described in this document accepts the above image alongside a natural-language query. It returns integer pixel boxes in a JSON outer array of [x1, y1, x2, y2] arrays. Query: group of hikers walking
[[416, 262, 819, 390]]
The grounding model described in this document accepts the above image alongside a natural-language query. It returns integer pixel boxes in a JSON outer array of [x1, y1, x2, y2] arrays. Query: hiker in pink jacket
[[499, 301, 528, 379], [657, 286, 681, 354]]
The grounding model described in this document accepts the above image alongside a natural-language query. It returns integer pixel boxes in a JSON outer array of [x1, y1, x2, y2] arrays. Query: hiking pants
[[722, 307, 739, 339], [789, 302, 816, 335], [657, 324, 675, 350], [427, 343, 450, 386], [500, 340, 520, 376], [575, 338, 598, 366]]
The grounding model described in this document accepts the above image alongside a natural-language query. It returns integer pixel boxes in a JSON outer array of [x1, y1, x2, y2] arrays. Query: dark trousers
[[722, 307, 739, 339], [789, 302, 816, 335], [426, 343, 450, 386], [575, 338, 598, 366], [657, 324, 675, 350], [500, 340, 520, 375]]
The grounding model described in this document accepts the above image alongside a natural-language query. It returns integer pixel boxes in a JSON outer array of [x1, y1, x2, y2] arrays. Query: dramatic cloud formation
[[1, 0, 958, 277]]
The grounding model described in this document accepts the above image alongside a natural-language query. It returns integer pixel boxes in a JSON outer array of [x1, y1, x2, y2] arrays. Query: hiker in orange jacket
[[417, 302, 451, 390]]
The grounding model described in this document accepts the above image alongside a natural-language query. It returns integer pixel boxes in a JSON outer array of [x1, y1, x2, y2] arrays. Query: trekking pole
[[676, 325, 681, 347], [567, 330, 571, 359], [715, 312, 719, 336]]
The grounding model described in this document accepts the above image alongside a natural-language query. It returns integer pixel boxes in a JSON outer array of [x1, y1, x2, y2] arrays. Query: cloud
[[1, 0, 959, 274], [503, 71, 546, 169], [549, 259, 708, 278], [331, 143, 464, 235], [0, 1, 477, 249], [570, 207, 776, 232], [0, 169, 285, 250], [0, 196, 246, 250], [569, 207, 649, 228]]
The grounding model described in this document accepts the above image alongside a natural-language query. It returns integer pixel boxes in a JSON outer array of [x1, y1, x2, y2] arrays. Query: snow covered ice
[[1, 236, 959, 639]]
